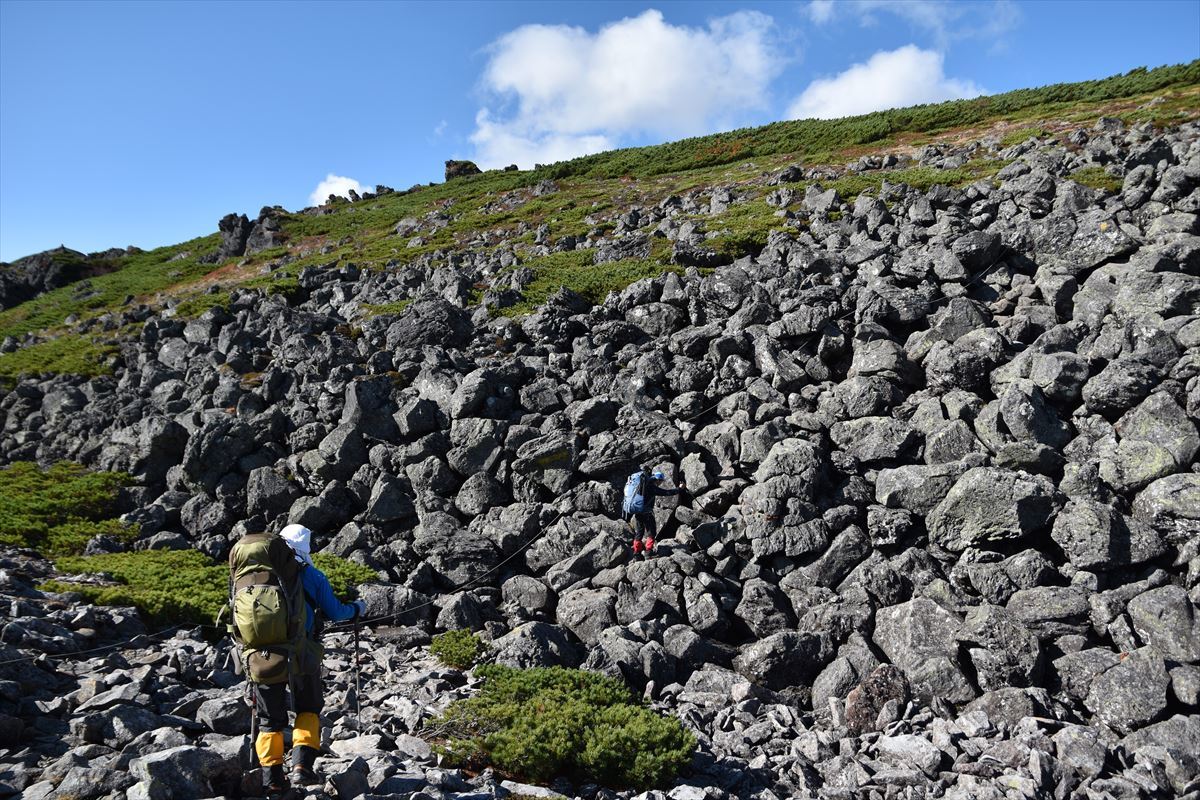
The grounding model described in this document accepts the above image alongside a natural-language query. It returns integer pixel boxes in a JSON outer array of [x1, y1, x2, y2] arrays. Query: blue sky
[[1, 0, 1197, 262]]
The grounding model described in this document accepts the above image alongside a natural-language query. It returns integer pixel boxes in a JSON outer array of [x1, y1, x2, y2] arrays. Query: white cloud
[[309, 174, 368, 207], [433, 119, 448, 137], [844, 1, 1019, 49], [788, 45, 985, 120], [469, 9, 782, 169], [807, 1, 835, 24]]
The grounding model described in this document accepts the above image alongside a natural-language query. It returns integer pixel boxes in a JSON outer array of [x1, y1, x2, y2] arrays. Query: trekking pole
[[248, 682, 259, 771]]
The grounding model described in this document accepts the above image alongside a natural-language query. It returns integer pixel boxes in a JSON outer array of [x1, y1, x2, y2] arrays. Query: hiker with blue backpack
[[622, 467, 686, 555]]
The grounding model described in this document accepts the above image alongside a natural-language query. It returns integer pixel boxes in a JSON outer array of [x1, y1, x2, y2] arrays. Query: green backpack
[[227, 532, 306, 685]]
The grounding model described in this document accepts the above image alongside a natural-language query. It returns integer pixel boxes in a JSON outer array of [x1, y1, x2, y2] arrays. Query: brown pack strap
[[232, 570, 279, 592]]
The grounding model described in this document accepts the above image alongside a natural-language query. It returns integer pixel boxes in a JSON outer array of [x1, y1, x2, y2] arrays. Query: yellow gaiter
[[255, 731, 285, 766], [294, 712, 320, 750]]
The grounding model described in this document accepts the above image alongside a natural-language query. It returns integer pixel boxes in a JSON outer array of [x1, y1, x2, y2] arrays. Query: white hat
[[280, 524, 314, 566]]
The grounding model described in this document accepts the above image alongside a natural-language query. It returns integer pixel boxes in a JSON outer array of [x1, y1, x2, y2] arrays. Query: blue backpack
[[623, 470, 649, 515]]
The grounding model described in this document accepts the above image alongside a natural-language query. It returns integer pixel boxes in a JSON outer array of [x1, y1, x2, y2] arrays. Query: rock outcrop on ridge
[[1, 115, 1199, 799]]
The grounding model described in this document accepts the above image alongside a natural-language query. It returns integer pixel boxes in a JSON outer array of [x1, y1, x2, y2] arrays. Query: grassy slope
[[0, 61, 1197, 378]]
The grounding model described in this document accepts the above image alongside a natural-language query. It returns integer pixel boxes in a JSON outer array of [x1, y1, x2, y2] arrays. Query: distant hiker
[[227, 523, 365, 797], [622, 467, 685, 555]]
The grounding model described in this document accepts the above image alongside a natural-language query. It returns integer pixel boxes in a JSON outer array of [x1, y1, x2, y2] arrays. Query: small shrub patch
[[311, 554, 378, 599], [0, 334, 120, 382], [429, 664, 696, 790], [500, 250, 679, 318], [431, 628, 491, 670], [43, 550, 228, 626], [361, 299, 412, 316], [173, 291, 231, 318], [1069, 165, 1124, 193], [0, 461, 132, 555], [43, 549, 376, 626]]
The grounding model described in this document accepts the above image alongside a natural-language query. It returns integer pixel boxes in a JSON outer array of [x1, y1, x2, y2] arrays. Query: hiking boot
[[631, 539, 643, 554], [264, 764, 290, 798], [291, 745, 321, 786], [644, 537, 655, 552]]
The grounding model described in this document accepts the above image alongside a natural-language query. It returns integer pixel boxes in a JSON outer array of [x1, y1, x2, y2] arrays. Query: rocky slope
[[1, 112, 1199, 800]]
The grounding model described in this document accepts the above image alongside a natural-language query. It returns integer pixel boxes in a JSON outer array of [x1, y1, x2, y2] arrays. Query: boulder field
[[1, 116, 1199, 799]]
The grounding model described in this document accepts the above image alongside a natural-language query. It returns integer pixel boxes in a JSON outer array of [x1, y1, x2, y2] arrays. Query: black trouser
[[255, 670, 323, 733], [627, 511, 657, 541], [252, 639, 323, 767]]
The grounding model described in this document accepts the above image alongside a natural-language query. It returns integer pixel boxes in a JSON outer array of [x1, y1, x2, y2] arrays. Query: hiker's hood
[[280, 524, 314, 566]]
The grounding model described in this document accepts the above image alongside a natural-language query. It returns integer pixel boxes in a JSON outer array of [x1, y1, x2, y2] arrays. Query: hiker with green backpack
[[227, 523, 365, 797]]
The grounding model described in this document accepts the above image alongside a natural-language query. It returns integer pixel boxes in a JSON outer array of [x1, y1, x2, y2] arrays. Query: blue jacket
[[629, 481, 682, 515], [300, 565, 358, 633]]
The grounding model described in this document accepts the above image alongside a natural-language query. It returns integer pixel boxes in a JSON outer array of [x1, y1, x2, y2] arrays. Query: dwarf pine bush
[[44, 550, 228, 626], [1069, 165, 1124, 193], [312, 554, 378, 598], [44, 548, 376, 626], [0, 461, 132, 555], [430, 664, 696, 790], [498, 250, 680, 318], [430, 628, 491, 670]]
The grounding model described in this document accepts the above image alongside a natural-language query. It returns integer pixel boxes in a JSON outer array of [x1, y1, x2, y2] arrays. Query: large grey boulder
[[413, 516, 498, 588], [491, 622, 581, 669], [1082, 358, 1161, 417], [1034, 208, 1138, 276], [1119, 715, 1200, 795], [1050, 499, 1166, 571], [246, 467, 302, 519], [872, 598, 975, 703], [98, 417, 189, 487], [196, 696, 250, 735], [927, 467, 1057, 552], [1127, 585, 1200, 663], [1084, 646, 1169, 734], [1133, 474, 1200, 542], [181, 418, 255, 492], [753, 437, 822, 485], [1051, 648, 1123, 702], [501, 575, 555, 621], [556, 588, 617, 647], [875, 461, 968, 515], [385, 298, 474, 349], [356, 584, 433, 629], [830, 417, 919, 464], [364, 475, 417, 523], [956, 604, 1042, 691], [998, 380, 1070, 448], [876, 733, 944, 778], [734, 578, 797, 638], [732, 630, 834, 691], [1051, 724, 1110, 781], [1007, 585, 1090, 640], [70, 706, 170, 748], [1101, 392, 1200, 492], [342, 375, 400, 441], [130, 745, 239, 800]]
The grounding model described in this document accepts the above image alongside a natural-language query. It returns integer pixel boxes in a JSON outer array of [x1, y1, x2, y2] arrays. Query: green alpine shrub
[[1069, 165, 1124, 193], [429, 664, 696, 790], [0, 334, 120, 382], [311, 554, 378, 598], [431, 628, 491, 670], [44, 550, 228, 626], [44, 549, 376, 626], [0, 461, 132, 555]]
